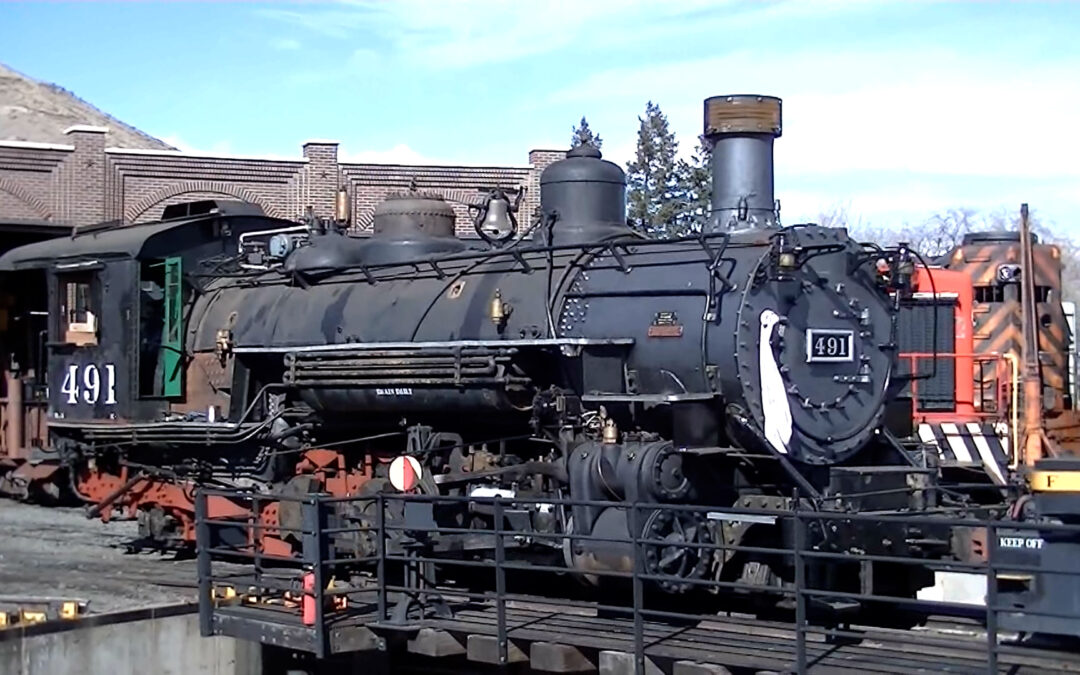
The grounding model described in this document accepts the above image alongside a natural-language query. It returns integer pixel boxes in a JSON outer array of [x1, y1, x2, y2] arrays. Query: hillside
[[0, 62, 175, 150]]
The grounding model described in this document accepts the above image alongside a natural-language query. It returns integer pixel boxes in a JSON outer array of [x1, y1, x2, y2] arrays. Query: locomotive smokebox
[[539, 144, 630, 244], [703, 95, 781, 231]]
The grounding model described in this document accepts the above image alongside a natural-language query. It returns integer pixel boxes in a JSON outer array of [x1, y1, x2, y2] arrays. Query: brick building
[[0, 125, 567, 236]]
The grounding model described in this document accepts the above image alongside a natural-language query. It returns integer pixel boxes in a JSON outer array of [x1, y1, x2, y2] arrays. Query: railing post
[[376, 493, 387, 622], [494, 496, 508, 665], [195, 488, 212, 637], [985, 521, 998, 675], [251, 495, 263, 575], [793, 491, 807, 675], [910, 354, 920, 414], [302, 496, 328, 658], [630, 502, 644, 675]]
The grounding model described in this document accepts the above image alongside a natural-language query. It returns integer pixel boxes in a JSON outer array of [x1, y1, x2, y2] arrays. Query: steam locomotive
[[0, 94, 970, 606]]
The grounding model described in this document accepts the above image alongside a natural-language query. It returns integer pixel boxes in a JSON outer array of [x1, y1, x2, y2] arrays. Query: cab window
[[59, 273, 98, 346]]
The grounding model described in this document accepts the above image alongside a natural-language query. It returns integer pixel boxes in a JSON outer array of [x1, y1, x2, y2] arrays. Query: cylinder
[[703, 95, 781, 231]]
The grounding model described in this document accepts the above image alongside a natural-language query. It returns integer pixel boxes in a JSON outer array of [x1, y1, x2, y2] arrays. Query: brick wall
[[0, 141, 69, 221], [302, 141, 339, 222], [105, 150, 306, 223], [341, 162, 533, 236], [0, 129, 566, 238], [527, 149, 567, 223], [59, 126, 107, 223]]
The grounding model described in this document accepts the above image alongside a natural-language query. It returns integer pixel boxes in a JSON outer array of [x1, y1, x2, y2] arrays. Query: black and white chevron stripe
[[917, 422, 1010, 485]]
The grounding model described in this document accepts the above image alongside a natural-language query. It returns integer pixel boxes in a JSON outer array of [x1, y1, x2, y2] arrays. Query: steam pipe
[[703, 95, 782, 231], [86, 471, 146, 518], [1018, 202, 1048, 466], [1004, 352, 1020, 469]]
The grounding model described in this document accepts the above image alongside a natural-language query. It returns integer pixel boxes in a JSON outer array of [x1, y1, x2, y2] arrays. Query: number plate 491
[[60, 364, 117, 405], [805, 329, 855, 363]]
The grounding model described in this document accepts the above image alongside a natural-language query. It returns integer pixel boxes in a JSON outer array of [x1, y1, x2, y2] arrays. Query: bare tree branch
[[816, 202, 1080, 303]]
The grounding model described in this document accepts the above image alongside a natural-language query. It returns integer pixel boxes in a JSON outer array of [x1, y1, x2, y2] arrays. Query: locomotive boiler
[[0, 94, 942, 604]]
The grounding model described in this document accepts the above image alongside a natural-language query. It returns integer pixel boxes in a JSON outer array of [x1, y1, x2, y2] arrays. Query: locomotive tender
[[1, 94, 954, 603]]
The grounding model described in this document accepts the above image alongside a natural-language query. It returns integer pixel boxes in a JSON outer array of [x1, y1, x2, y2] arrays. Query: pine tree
[[570, 116, 602, 149], [625, 101, 681, 237]]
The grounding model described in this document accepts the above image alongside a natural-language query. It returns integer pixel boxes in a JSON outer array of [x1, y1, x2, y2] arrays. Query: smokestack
[[703, 95, 782, 231]]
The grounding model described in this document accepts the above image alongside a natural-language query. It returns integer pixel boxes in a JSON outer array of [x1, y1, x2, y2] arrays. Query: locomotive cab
[[0, 200, 302, 429], [45, 254, 181, 423]]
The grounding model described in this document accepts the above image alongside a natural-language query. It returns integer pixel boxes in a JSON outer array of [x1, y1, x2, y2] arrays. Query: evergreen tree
[[675, 133, 712, 235], [625, 101, 682, 237], [570, 116, 602, 149]]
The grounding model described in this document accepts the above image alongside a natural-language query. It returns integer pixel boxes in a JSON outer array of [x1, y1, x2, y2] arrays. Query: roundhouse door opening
[[1, 269, 51, 457]]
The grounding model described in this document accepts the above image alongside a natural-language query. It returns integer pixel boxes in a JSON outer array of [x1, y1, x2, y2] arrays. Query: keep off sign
[[388, 455, 422, 492]]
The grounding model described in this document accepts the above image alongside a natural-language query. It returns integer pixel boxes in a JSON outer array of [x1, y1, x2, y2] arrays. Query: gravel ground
[[0, 501, 203, 614]]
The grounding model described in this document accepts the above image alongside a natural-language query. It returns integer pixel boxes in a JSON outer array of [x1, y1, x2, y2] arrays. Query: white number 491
[[61, 364, 117, 405]]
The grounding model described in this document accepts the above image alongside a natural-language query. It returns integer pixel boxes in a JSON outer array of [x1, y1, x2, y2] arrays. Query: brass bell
[[480, 196, 513, 238]]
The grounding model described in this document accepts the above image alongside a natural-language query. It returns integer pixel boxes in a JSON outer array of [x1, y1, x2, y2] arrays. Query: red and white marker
[[388, 455, 422, 492]]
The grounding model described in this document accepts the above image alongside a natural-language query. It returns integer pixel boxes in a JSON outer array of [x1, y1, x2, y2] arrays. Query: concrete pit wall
[[0, 608, 261, 675]]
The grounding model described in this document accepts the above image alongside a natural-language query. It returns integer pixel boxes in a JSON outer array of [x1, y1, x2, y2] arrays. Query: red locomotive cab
[[904, 264, 978, 423], [894, 264, 1016, 487]]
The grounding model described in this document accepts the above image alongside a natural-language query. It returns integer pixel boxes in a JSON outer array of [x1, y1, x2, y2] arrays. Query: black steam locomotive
[[0, 94, 949, 604]]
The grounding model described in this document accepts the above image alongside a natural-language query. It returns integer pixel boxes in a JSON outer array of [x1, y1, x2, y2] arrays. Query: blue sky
[[2, 0, 1078, 235]]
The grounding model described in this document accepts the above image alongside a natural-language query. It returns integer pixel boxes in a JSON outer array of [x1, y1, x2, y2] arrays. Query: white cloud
[[595, 139, 637, 171], [154, 134, 302, 161], [780, 186, 988, 227], [254, 9, 364, 40], [230, 2, 1080, 232], [159, 134, 235, 154], [353, 0, 898, 70], [158, 134, 188, 151], [339, 143, 442, 165], [271, 38, 302, 51], [778, 174, 1080, 234], [544, 42, 1080, 230], [549, 48, 1080, 179], [258, 0, 787, 70]]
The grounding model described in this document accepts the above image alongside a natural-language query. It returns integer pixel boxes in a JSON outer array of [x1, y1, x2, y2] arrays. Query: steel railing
[[194, 488, 1080, 672], [900, 351, 1016, 422]]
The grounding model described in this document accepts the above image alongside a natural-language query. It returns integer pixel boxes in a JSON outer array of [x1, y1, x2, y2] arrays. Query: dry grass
[[0, 62, 176, 150]]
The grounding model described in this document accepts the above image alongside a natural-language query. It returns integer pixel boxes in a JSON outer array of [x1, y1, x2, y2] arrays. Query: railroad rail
[[195, 490, 1080, 674]]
